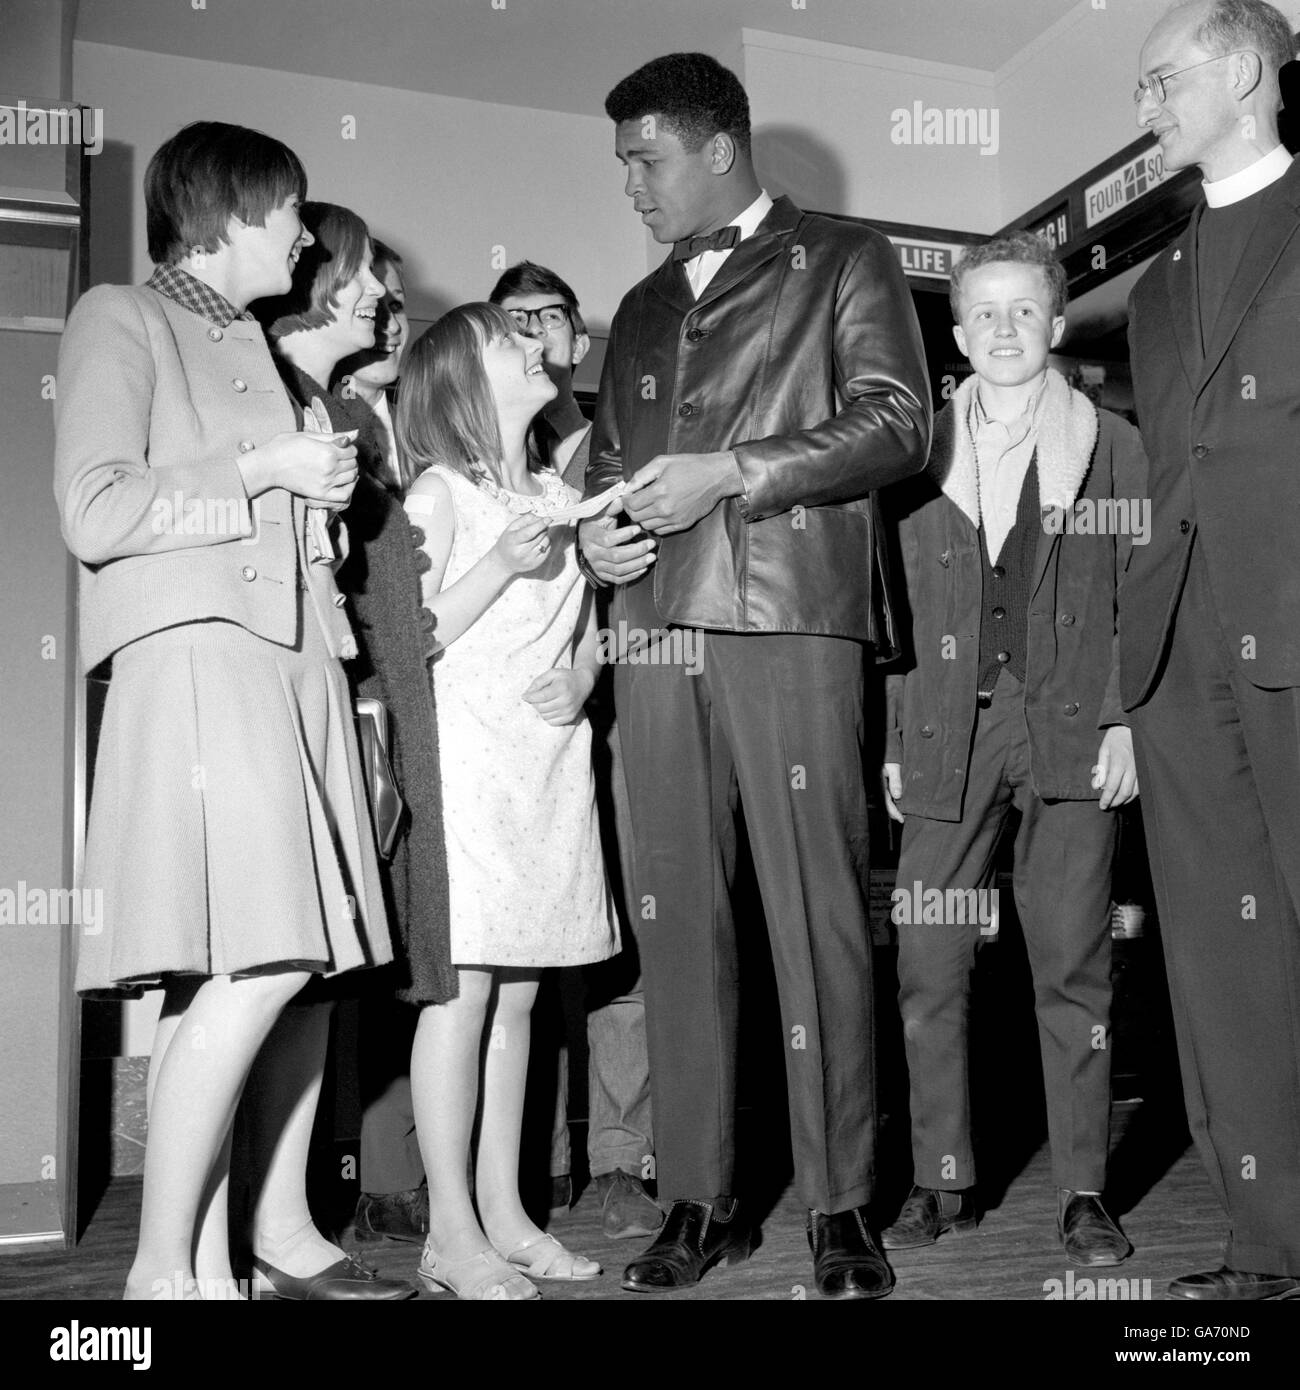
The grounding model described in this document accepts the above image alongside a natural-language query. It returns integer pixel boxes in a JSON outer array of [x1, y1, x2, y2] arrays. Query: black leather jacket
[[586, 195, 931, 644]]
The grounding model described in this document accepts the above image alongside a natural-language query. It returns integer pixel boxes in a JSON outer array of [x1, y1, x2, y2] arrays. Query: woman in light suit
[[55, 122, 409, 1300]]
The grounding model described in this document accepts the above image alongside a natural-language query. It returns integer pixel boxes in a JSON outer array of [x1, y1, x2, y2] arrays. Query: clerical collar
[[1202, 144, 1292, 208]]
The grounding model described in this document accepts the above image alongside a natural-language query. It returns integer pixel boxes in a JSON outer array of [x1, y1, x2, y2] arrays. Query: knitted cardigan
[[274, 356, 456, 1005]]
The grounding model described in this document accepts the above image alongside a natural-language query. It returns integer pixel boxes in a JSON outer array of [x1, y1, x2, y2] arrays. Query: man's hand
[[622, 451, 743, 535], [883, 763, 905, 824], [1093, 725, 1139, 810], [578, 512, 656, 586]]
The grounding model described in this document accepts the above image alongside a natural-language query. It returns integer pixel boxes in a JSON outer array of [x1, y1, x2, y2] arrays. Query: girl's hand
[[493, 515, 553, 574], [522, 667, 595, 725], [239, 430, 359, 509]]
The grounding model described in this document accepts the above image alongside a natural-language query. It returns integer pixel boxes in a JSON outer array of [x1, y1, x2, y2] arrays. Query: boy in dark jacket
[[881, 231, 1144, 1267]]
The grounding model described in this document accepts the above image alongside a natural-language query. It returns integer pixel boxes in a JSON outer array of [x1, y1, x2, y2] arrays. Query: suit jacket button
[[1064, 702, 1080, 716], [238, 439, 255, 453], [1192, 444, 1210, 458], [332, 593, 347, 608], [208, 327, 223, 342], [686, 328, 703, 341], [919, 725, 935, 738], [939, 551, 951, 567], [240, 565, 257, 581], [1059, 612, 1075, 625], [677, 402, 695, 417], [1179, 519, 1191, 534], [232, 378, 248, 392]]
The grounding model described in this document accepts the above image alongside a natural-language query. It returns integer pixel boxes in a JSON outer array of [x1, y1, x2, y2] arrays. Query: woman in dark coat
[[257, 204, 455, 1011]]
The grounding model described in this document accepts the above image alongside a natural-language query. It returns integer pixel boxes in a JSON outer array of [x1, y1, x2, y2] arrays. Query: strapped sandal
[[417, 1241, 539, 1301], [495, 1231, 602, 1282]]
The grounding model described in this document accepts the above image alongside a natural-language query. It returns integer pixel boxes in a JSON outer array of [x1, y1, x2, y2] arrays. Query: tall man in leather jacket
[[579, 52, 931, 1299]]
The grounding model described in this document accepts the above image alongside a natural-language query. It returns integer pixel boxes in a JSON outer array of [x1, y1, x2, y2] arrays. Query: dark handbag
[[354, 697, 406, 859]]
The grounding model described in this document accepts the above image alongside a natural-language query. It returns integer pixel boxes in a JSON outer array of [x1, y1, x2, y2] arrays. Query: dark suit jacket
[[1123, 157, 1300, 705], [586, 195, 930, 644]]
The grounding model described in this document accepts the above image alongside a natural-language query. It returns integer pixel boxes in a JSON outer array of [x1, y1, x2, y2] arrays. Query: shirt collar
[[971, 374, 1047, 439], [729, 188, 774, 242], [1202, 144, 1293, 208], [146, 263, 253, 327]]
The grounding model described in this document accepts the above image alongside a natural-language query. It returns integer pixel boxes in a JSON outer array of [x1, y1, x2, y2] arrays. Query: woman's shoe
[[494, 1231, 602, 1282], [250, 1251, 416, 1300], [417, 1240, 539, 1300]]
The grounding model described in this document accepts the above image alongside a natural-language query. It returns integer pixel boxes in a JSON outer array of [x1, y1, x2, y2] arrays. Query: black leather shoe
[[352, 1186, 429, 1245], [621, 1197, 751, 1291], [808, 1207, 894, 1300], [1059, 1191, 1132, 1267], [251, 1252, 417, 1300], [1168, 1266, 1300, 1301], [881, 1185, 978, 1249]]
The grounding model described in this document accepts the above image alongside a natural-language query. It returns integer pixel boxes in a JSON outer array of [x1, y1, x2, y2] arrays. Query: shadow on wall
[[88, 140, 134, 288], [752, 124, 848, 217]]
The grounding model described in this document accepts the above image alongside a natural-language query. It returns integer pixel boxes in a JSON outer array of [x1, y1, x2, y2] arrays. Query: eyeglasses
[[1134, 51, 1254, 106], [505, 303, 571, 332]]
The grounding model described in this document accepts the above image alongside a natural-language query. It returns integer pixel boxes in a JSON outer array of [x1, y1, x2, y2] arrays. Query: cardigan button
[[992, 605, 1006, 620], [1059, 612, 1075, 625], [419, 607, 436, 633], [332, 593, 347, 608], [240, 565, 257, 582], [1064, 702, 1080, 716], [939, 551, 951, 567], [208, 327, 223, 342], [238, 439, 255, 453], [919, 725, 935, 738], [996, 650, 1011, 664], [991, 564, 1006, 579], [232, 378, 248, 392], [413, 549, 432, 573]]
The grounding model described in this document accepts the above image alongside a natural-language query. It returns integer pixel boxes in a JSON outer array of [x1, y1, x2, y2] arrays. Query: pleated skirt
[[75, 607, 393, 997]]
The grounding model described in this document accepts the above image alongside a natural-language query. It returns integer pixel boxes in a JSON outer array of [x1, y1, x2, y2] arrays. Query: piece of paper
[[544, 479, 629, 523]]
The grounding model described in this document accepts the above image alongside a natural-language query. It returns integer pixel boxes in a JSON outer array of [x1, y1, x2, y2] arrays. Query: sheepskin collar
[[929, 368, 1098, 530]]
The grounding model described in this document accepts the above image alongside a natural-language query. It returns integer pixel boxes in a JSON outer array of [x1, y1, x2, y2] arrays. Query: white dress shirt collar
[[684, 189, 775, 297]]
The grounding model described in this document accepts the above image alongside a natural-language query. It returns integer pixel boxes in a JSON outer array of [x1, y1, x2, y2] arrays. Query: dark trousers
[[895, 668, 1116, 1194], [614, 631, 875, 1213], [1130, 543, 1300, 1275], [358, 995, 421, 1194]]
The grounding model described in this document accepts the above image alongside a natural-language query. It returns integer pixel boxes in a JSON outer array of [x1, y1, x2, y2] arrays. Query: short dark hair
[[256, 201, 371, 338], [397, 302, 529, 487], [145, 121, 306, 265], [1193, 0, 1295, 80], [605, 52, 751, 155], [371, 238, 404, 274], [488, 260, 587, 335], [949, 230, 1069, 322]]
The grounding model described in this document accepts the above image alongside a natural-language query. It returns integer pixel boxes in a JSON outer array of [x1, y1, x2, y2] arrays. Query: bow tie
[[672, 225, 741, 262]]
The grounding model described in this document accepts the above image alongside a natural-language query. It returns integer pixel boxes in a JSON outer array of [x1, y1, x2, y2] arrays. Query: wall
[[742, 29, 1003, 231], [994, 0, 1172, 221], [72, 41, 648, 336]]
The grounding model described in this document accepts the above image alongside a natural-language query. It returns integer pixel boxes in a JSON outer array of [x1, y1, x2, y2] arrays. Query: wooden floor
[[0, 1093, 1225, 1302]]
